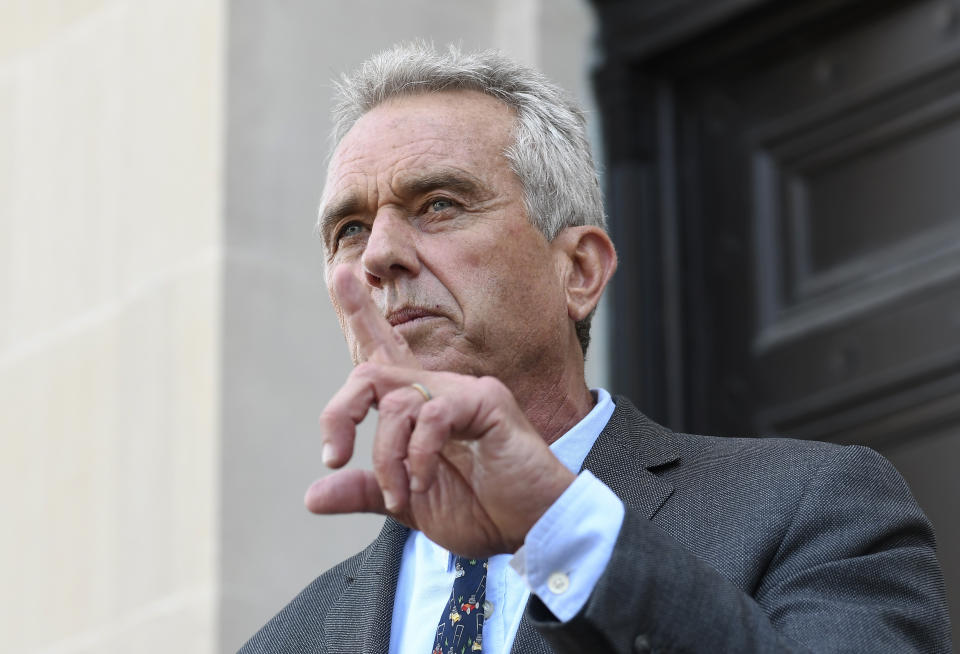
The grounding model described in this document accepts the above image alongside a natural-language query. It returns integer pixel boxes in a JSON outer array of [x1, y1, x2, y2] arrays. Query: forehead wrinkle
[[319, 107, 512, 246]]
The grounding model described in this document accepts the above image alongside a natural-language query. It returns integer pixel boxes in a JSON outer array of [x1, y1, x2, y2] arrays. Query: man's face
[[320, 90, 572, 382]]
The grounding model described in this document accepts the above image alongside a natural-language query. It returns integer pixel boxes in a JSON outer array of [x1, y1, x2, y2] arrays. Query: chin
[[411, 348, 482, 377], [412, 351, 458, 373]]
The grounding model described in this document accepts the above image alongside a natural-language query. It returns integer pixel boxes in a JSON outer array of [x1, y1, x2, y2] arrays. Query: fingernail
[[322, 443, 335, 466], [383, 490, 397, 512], [410, 475, 423, 492]]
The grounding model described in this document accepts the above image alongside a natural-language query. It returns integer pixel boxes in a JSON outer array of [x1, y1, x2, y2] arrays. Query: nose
[[360, 211, 420, 287]]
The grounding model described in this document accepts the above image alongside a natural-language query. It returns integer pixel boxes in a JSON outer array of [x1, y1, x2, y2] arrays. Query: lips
[[386, 306, 441, 327]]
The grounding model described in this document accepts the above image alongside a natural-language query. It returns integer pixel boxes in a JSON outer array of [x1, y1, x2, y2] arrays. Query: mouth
[[386, 306, 442, 328]]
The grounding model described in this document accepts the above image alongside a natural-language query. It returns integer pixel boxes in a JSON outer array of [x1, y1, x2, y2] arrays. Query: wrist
[[506, 463, 577, 553]]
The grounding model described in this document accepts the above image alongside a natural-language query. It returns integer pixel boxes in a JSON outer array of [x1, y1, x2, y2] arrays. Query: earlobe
[[557, 226, 618, 321]]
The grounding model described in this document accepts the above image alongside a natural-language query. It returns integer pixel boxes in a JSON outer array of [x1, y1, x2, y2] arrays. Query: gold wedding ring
[[410, 382, 433, 402]]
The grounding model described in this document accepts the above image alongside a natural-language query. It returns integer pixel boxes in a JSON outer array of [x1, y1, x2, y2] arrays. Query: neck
[[510, 362, 595, 445]]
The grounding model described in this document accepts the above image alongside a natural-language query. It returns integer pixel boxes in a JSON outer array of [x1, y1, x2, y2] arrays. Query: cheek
[[428, 223, 558, 319], [485, 250, 562, 318]]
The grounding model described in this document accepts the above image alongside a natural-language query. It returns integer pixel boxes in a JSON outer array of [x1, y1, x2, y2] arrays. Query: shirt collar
[[549, 388, 614, 474]]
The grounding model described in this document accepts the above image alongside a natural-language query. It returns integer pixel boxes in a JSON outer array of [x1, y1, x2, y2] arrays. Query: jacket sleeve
[[524, 445, 952, 653]]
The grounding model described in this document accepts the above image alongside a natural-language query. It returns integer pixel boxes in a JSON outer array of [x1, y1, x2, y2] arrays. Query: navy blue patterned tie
[[432, 556, 487, 653]]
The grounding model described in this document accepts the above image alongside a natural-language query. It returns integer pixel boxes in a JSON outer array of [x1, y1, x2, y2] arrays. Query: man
[[242, 43, 951, 653]]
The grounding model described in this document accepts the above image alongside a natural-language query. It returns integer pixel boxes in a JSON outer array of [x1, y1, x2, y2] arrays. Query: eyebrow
[[397, 170, 486, 200], [317, 168, 489, 245], [318, 195, 364, 245]]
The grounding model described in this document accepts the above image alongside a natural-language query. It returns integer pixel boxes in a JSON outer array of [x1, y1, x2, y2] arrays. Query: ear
[[552, 226, 618, 321]]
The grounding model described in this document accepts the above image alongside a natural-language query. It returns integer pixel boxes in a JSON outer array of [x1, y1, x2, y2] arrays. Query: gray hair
[[327, 41, 605, 355]]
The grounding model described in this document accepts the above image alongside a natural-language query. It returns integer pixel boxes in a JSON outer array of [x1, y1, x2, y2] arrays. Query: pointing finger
[[331, 267, 419, 367]]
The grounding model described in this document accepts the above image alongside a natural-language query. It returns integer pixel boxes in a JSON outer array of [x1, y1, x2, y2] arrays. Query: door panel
[[592, 0, 960, 645]]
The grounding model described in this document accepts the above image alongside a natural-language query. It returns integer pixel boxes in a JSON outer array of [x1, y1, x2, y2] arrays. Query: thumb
[[304, 469, 388, 515]]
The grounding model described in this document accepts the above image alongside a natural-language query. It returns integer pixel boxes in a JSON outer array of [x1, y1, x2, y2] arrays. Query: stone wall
[[1, 1, 603, 652], [1, 1, 223, 653]]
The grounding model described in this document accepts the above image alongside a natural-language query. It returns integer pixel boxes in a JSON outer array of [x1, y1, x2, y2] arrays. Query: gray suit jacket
[[240, 396, 952, 653]]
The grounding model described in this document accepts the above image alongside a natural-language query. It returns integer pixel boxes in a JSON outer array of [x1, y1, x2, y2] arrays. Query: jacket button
[[633, 634, 652, 653]]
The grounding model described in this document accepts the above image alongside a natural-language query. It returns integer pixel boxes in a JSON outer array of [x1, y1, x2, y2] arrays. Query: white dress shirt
[[389, 389, 625, 654]]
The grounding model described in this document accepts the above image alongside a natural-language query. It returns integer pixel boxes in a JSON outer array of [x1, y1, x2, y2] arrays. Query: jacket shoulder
[[238, 548, 366, 654], [609, 393, 874, 481]]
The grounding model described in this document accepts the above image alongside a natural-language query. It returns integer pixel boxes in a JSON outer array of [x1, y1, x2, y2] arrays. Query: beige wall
[[2, 1, 602, 652], [1, 1, 223, 653]]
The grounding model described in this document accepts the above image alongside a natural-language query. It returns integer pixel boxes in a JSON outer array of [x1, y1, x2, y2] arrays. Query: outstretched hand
[[305, 268, 575, 557]]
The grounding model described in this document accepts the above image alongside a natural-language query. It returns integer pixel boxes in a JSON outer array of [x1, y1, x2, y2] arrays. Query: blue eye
[[337, 222, 364, 241], [428, 198, 454, 212]]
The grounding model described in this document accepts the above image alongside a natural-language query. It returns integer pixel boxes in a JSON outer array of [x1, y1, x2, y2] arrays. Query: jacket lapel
[[510, 396, 680, 653], [323, 518, 409, 654], [510, 618, 558, 654], [583, 395, 679, 520]]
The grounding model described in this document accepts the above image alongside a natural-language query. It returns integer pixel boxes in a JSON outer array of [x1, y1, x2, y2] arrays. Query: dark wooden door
[[592, 0, 960, 645]]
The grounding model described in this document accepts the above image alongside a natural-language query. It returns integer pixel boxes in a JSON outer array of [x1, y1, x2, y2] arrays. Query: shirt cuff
[[509, 470, 625, 622]]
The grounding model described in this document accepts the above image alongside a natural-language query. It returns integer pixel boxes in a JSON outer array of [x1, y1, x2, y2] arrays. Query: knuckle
[[371, 442, 396, 469], [391, 329, 410, 351], [318, 409, 339, 434], [476, 375, 507, 398], [352, 361, 379, 380], [407, 439, 437, 459], [378, 392, 408, 415], [418, 399, 447, 424]]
